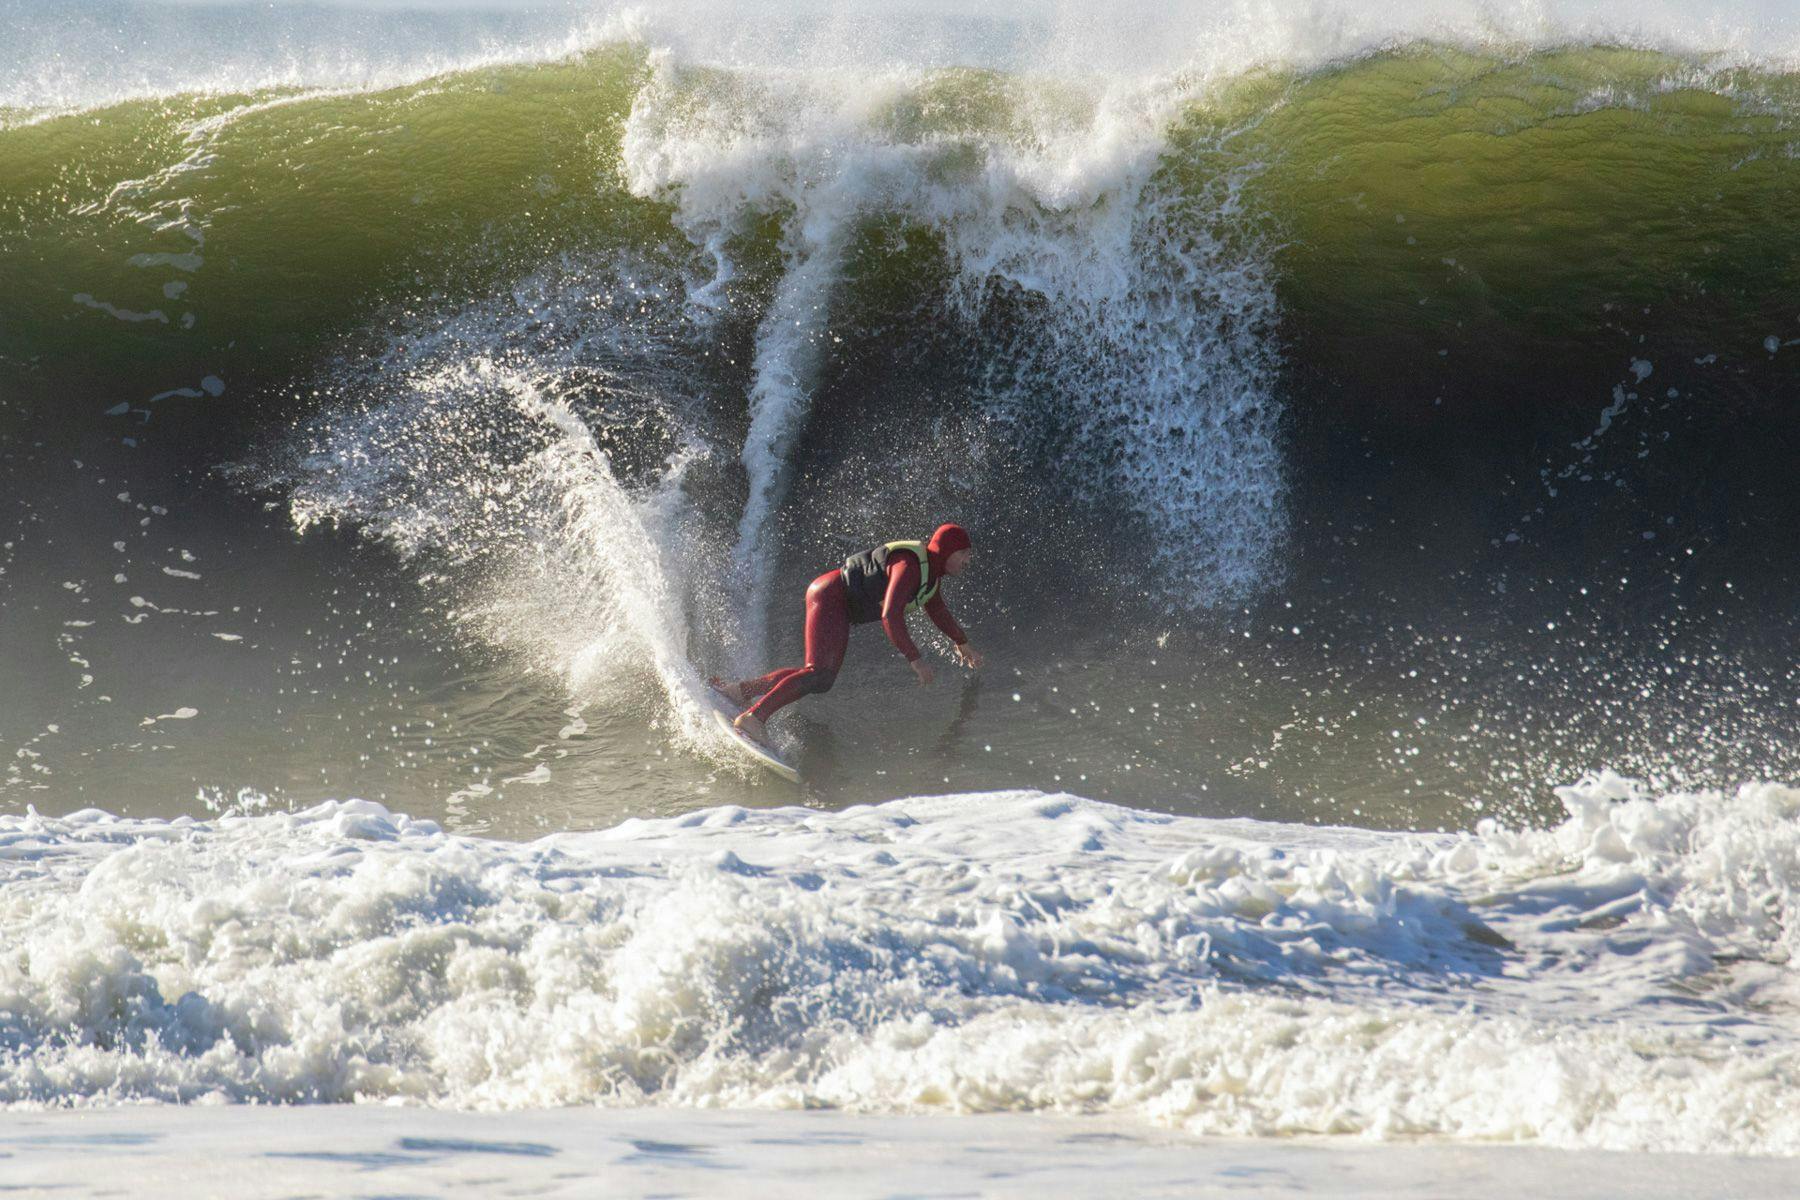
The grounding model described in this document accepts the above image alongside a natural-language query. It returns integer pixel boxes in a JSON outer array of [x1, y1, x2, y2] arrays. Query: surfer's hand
[[953, 643, 983, 669], [911, 659, 936, 687]]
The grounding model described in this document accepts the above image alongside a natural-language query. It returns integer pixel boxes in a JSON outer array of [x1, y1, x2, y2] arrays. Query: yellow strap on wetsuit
[[881, 540, 939, 613]]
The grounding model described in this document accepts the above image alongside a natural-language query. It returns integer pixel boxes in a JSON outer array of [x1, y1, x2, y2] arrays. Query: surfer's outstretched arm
[[922, 594, 965, 645], [882, 549, 983, 680], [881, 553, 936, 685], [923, 594, 982, 666]]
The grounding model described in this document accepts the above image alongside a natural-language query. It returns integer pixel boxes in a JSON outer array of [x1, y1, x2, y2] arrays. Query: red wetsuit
[[742, 547, 967, 723]]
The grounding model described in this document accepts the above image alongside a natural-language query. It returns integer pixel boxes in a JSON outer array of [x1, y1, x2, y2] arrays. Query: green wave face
[[0, 47, 664, 393], [1204, 47, 1800, 375], [3, 42, 1797, 439]]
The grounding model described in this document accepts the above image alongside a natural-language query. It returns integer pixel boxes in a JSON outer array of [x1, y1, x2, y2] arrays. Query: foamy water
[[6, 776, 1799, 1153], [13, 1105, 1800, 1199]]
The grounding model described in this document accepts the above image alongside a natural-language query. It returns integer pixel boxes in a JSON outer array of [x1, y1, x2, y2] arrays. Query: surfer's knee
[[806, 666, 838, 695]]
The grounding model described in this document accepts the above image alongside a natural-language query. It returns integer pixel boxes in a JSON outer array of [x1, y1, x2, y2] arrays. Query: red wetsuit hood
[[927, 523, 970, 577]]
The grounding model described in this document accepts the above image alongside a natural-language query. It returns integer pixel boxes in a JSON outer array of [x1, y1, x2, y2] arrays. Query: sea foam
[[4, 777, 1800, 1153]]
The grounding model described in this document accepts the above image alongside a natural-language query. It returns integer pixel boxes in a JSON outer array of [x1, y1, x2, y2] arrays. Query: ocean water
[[2, 0, 1799, 1165]]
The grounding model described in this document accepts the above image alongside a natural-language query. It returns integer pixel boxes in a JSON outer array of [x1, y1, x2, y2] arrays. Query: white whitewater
[[5, 775, 1800, 1154]]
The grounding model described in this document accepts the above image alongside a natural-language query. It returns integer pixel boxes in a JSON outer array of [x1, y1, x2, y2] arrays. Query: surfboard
[[708, 696, 801, 783]]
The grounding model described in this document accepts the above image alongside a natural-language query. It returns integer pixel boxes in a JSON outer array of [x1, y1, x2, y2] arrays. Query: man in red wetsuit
[[713, 523, 984, 746]]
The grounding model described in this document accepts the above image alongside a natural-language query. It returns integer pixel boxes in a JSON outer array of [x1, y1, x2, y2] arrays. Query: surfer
[[713, 523, 984, 746]]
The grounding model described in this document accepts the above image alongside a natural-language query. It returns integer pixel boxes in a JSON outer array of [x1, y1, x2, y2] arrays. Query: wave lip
[[3, 777, 1799, 1152], [0, 1, 629, 120], [9, 1, 1800, 119]]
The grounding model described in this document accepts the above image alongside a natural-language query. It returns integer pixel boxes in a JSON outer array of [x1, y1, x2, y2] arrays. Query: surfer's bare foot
[[709, 677, 748, 707], [733, 711, 768, 745]]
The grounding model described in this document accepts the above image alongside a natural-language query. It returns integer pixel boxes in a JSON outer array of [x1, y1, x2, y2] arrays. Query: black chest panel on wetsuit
[[841, 542, 936, 625]]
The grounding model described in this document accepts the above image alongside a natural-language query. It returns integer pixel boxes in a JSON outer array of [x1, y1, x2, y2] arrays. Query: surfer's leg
[[801, 574, 849, 689], [738, 667, 800, 702], [744, 572, 849, 724], [709, 676, 752, 707]]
